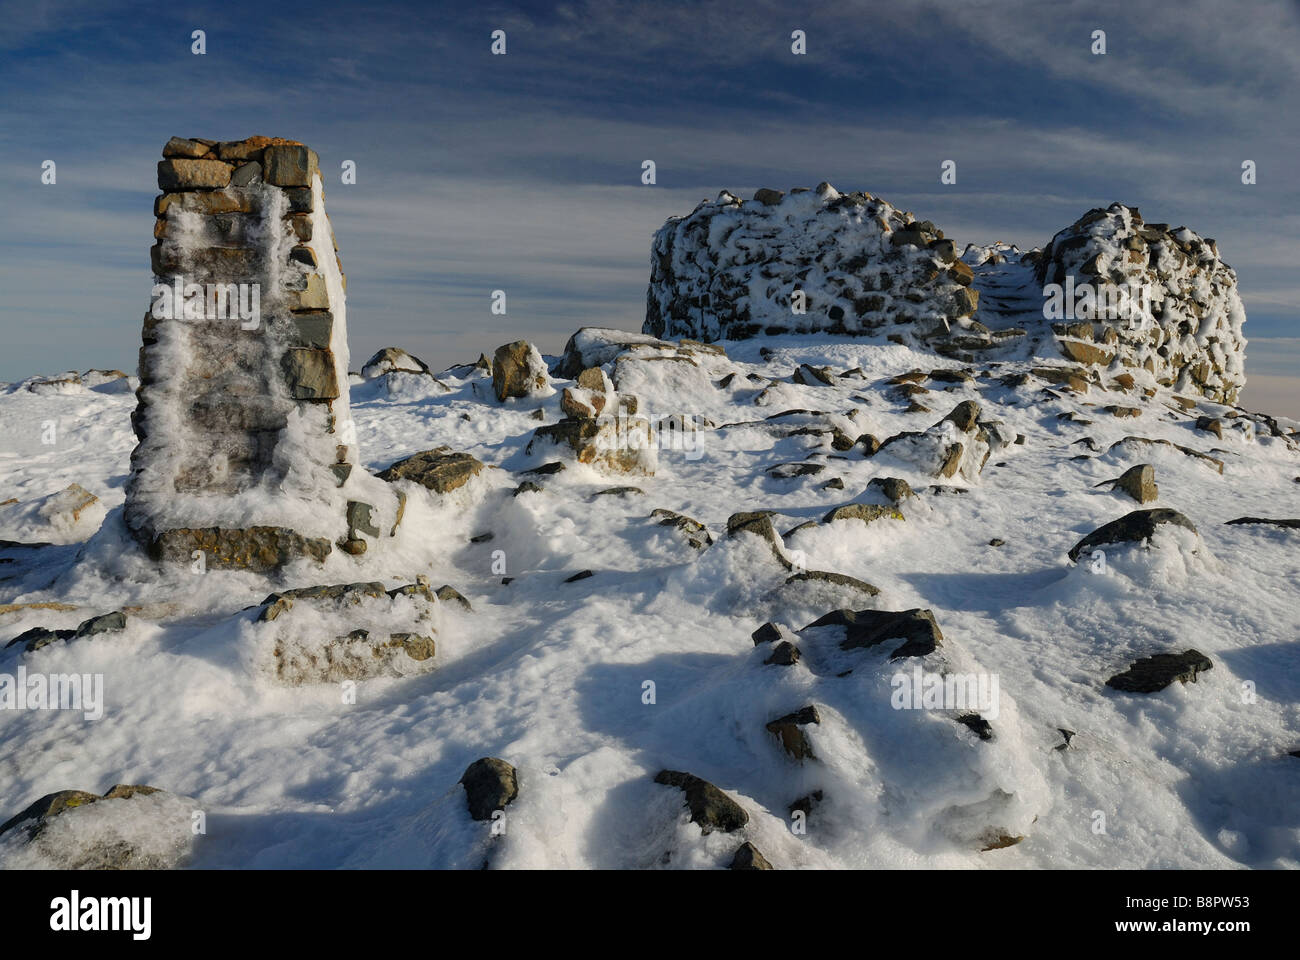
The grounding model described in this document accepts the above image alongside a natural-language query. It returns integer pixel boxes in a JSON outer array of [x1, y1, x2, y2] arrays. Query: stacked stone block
[[126, 136, 398, 570]]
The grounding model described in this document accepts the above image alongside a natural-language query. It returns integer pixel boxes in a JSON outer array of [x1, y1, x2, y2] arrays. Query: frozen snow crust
[[1, 320, 1297, 868], [646, 187, 1247, 405]]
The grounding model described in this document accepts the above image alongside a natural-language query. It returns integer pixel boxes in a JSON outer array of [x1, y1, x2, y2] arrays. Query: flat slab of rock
[[654, 770, 748, 834], [1225, 517, 1300, 530], [1106, 650, 1213, 693], [803, 607, 943, 659], [150, 526, 332, 572], [783, 570, 880, 597], [377, 447, 484, 494], [1068, 508, 1198, 562], [822, 503, 904, 525]]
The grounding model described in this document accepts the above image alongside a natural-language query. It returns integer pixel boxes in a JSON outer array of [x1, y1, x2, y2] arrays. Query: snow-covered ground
[[0, 310, 1297, 869]]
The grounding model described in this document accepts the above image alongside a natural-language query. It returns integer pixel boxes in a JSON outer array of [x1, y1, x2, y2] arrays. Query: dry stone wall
[[125, 136, 400, 569], [645, 187, 1248, 404], [1027, 203, 1246, 403], [645, 183, 980, 343]]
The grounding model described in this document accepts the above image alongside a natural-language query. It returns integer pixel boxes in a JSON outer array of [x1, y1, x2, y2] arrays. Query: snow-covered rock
[[0, 784, 197, 870], [0, 483, 107, 545]]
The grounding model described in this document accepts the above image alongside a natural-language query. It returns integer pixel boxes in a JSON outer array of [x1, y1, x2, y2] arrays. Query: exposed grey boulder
[[460, 757, 519, 821], [728, 841, 774, 870], [803, 608, 943, 659], [1097, 463, 1157, 504], [1106, 650, 1213, 693], [1067, 508, 1198, 562], [654, 770, 749, 834]]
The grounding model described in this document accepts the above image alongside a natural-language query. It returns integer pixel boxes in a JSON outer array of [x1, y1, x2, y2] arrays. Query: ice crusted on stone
[[646, 185, 980, 344], [646, 189, 1248, 407], [0, 786, 197, 870], [1032, 203, 1247, 403], [125, 137, 402, 560]]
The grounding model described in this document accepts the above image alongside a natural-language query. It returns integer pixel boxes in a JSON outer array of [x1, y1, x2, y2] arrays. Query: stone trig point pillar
[[125, 136, 400, 570]]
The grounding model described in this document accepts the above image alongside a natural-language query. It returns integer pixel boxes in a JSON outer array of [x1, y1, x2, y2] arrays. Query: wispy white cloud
[[0, 0, 1295, 386]]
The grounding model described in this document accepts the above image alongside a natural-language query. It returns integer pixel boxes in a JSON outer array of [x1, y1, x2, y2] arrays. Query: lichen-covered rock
[[247, 578, 441, 685], [651, 508, 713, 549], [822, 503, 905, 526], [377, 447, 485, 494], [781, 570, 880, 599], [493, 340, 551, 400], [0, 784, 197, 869], [149, 526, 332, 572], [1099, 463, 1158, 503], [725, 510, 789, 567], [526, 417, 656, 475], [865, 476, 916, 505]]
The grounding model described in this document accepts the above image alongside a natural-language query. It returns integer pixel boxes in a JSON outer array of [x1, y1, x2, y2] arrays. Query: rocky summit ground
[[0, 308, 1297, 869]]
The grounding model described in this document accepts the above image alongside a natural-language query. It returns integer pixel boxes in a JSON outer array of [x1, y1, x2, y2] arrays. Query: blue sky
[[1, 0, 1297, 413]]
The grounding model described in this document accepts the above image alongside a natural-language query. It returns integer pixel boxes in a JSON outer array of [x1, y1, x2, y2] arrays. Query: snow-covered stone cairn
[[125, 136, 402, 570], [645, 184, 980, 344], [646, 187, 1246, 404], [1026, 203, 1246, 403]]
